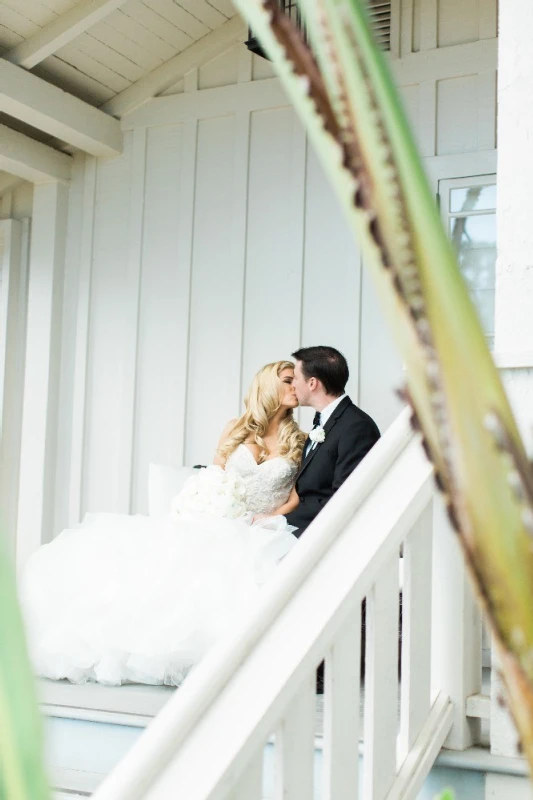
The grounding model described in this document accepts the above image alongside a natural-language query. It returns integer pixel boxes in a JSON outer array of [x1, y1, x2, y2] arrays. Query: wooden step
[[38, 678, 174, 727]]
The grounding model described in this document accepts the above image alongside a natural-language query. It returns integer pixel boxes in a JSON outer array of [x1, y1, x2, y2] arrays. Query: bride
[[21, 361, 306, 687]]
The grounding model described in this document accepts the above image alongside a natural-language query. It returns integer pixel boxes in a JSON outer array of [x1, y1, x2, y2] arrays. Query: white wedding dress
[[20, 446, 298, 687]]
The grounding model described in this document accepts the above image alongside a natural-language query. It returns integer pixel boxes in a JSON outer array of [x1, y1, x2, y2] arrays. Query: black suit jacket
[[286, 397, 380, 536]]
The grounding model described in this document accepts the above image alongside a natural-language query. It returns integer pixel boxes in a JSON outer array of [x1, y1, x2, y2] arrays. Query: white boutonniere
[[309, 426, 326, 444]]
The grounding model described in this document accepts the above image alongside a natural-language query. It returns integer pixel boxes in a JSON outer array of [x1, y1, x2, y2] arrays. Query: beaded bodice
[[225, 445, 298, 514]]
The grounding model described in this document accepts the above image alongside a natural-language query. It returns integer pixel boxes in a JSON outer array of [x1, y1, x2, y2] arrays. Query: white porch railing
[[92, 409, 474, 800], [466, 615, 523, 760]]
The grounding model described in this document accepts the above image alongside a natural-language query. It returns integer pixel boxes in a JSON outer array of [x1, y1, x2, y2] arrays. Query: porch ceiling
[[0, 0, 237, 106], [0, 0, 244, 169]]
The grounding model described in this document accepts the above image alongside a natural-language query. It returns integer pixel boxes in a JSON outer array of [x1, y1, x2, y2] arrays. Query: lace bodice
[[225, 445, 298, 515]]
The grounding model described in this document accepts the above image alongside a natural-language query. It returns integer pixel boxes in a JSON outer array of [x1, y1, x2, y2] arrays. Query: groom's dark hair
[[292, 346, 349, 397]]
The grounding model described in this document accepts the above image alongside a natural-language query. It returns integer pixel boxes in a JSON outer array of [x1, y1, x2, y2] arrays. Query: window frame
[[438, 173, 497, 349]]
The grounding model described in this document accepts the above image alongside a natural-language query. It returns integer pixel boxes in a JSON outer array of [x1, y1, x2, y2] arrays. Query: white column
[[0, 218, 25, 560], [431, 498, 482, 750], [495, 1, 533, 453], [492, 0, 533, 756], [16, 181, 68, 569]]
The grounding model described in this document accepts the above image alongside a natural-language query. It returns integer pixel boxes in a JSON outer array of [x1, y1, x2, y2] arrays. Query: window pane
[[450, 184, 496, 213], [449, 213, 496, 342]]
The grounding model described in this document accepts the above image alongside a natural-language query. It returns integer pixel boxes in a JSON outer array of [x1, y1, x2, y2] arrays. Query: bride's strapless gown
[[20, 446, 298, 687]]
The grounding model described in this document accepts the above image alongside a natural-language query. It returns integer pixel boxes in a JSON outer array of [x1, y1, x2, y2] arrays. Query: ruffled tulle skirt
[[20, 512, 297, 687]]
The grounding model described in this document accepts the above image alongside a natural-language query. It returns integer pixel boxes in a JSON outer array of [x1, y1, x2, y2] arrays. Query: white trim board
[[0, 124, 71, 183], [122, 78, 287, 129], [122, 37, 497, 132], [51, 766, 104, 797], [67, 156, 96, 525], [0, 59, 122, 158], [117, 127, 147, 511], [123, 79, 497, 212], [37, 678, 174, 720], [438, 748, 529, 779], [0, 218, 26, 559], [424, 150, 497, 195], [392, 38, 497, 84], [494, 352, 533, 370], [16, 183, 69, 566], [0, 174, 24, 196], [42, 704, 154, 729], [466, 692, 491, 720]]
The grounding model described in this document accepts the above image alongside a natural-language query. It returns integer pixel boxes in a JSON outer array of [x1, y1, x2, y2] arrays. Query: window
[[439, 175, 497, 349]]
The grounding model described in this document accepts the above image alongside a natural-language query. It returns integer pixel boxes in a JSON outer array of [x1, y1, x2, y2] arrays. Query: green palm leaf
[[0, 540, 49, 799], [232, 0, 533, 766]]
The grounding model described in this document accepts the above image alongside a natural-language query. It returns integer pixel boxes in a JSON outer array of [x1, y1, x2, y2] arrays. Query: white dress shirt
[[306, 394, 347, 455], [317, 393, 347, 428]]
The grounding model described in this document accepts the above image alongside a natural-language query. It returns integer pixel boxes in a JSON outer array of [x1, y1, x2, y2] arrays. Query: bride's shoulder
[[216, 418, 241, 448], [213, 419, 240, 467], [219, 418, 238, 440]]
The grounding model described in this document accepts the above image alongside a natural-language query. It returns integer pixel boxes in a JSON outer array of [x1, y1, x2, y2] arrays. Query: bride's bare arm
[[254, 487, 299, 521], [213, 419, 237, 467], [275, 487, 299, 515]]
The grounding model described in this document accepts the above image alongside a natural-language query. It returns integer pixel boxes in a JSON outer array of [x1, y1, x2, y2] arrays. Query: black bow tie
[[312, 411, 321, 427]]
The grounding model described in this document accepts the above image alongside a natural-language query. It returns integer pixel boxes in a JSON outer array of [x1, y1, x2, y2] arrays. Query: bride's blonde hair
[[218, 361, 306, 465]]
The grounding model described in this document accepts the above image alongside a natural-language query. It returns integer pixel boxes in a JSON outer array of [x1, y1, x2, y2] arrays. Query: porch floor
[[38, 666, 492, 744]]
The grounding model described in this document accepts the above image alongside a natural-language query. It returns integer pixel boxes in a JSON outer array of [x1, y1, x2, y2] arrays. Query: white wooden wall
[[57, 109, 376, 521], [0, 0, 499, 535], [52, 0, 499, 525]]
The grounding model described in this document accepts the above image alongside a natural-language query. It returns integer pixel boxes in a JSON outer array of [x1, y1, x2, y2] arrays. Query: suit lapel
[[296, 397, 352, 480]]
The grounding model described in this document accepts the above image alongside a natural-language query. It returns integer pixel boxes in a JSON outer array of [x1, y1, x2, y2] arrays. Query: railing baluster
[[89, 415, 442, 800], [490, 641, 521, 757], [323, 605, 362, 800], [431, 496, 481, 749], [399, 500, 433, 762], [232, 750, 263, 800], [274, 674, 315, 800], [363, 553, 399, 800]]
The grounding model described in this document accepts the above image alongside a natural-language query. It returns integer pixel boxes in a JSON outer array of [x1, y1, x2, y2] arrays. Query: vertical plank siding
[[52, 0, 497, 521]]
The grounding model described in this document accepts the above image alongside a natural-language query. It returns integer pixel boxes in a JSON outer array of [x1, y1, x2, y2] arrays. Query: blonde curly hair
[[218, 361, 306, 465]]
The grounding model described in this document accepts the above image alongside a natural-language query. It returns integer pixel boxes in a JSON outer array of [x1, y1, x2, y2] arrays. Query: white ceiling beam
[[102, 14, 247, 117], [0, 172, 23, 195], [5, 0, 130, 69], [0, 59, 122, 157], [0, 125, 72, 183]]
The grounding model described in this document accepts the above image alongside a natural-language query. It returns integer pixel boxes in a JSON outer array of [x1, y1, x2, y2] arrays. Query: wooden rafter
[[0, 59, 122, 157], [0, 124, 72, 183], [4, 0, 130, 70], [102, 15, 246, 117]]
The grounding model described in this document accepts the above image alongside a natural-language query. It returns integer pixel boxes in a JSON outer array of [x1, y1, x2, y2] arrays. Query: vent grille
[[245, 0, 393, 58], [368, 0, 392, 51]]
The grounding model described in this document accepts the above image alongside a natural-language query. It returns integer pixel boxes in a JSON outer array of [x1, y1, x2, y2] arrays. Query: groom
[[286, 346, 380, 536]]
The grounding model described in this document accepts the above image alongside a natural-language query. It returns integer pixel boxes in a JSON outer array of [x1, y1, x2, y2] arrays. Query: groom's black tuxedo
[[286, 397, 380, 536]]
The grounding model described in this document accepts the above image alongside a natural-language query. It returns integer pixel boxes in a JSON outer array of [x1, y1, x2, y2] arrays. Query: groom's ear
[[308, 376, 318, 392]]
